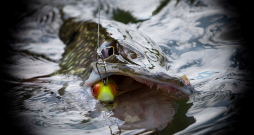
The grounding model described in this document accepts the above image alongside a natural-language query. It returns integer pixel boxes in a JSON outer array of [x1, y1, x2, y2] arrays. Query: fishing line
[[96, 1, 108, 86], [97, 1, 100, 52]]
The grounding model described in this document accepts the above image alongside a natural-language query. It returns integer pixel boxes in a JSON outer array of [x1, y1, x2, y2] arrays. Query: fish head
[[59, 19, 194, 130], [85, 20, 194, 102]]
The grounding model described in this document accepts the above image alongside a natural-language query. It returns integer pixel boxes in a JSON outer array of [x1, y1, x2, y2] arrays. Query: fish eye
[[100, 41, 118, 58], [108, 47, 114, 56], [101, 46, 115, 58]]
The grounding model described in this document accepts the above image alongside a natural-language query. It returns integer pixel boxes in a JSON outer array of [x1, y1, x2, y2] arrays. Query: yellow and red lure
[[91, 79, 118, 102]]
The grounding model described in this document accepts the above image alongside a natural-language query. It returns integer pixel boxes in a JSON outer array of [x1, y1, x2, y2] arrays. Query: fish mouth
[[85, 62, 194, 100]]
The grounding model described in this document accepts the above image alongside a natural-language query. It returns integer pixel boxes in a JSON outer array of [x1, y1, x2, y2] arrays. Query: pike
[[57, 18, 194, 102], [18, 2, 196, 131]]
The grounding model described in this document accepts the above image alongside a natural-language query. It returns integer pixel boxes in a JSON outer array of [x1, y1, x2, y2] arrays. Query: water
[[2, 0, 253, 134]]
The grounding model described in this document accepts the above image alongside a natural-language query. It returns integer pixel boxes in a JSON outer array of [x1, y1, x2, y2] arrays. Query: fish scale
[[58, 20, 109, 77], [57, 18, 193, 98]]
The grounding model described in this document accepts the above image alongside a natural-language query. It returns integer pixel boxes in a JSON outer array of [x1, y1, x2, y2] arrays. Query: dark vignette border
[[1, 0, 254, 135], [1, 0, 32, 134]]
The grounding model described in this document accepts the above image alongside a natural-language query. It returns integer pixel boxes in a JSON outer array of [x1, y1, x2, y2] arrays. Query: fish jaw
[[85, 62, 194, 100]]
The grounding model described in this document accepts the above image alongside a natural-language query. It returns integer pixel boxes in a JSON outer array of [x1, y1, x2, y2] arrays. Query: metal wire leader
[[96, 1, 108, 86]]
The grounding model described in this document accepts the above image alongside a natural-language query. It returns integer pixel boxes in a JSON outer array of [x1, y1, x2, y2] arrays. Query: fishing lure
[[91, 79, 118, 102], [93, 2, 118, 102]]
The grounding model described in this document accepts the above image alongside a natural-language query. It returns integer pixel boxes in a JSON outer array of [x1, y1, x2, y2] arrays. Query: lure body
[[91, 79, 117, 102]]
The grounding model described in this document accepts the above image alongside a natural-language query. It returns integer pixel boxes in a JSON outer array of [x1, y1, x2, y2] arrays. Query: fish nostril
[[128, 50, 137, 59]]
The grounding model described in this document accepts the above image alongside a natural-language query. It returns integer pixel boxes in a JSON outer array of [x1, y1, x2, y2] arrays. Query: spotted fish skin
[[58, 18, 169, 76], [56, 18, 194, 131], [58, 18, 193, 96], [58, 18, 113, 80]]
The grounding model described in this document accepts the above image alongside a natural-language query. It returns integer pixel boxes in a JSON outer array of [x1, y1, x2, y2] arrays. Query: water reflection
[[7, 38, 64, 79], [4, 0, 252, 134], [176, 74, 253, 134]]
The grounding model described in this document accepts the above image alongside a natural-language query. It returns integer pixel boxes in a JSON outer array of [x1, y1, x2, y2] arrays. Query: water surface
[[3, 0, 253, 134]]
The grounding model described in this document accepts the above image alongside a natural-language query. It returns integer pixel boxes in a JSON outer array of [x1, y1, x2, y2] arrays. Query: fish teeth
[[156, 84, 174, 92], [150, 84, 153, 89], [157, 85, 162, 90], [157, 85, 160, 90], [133, 77, 154, 89], [145, 81, 154, 89]]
